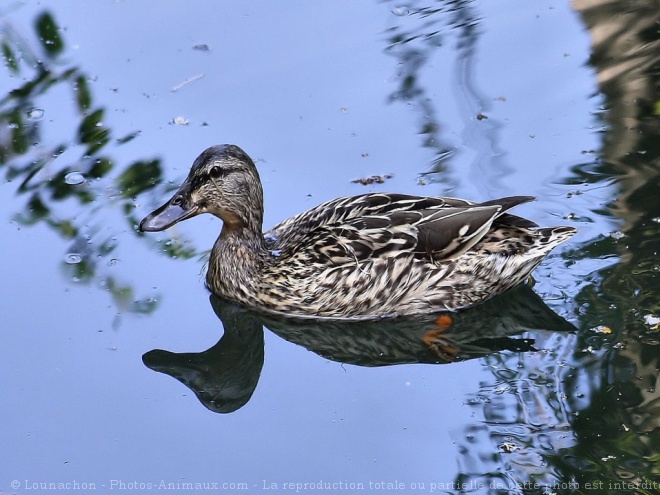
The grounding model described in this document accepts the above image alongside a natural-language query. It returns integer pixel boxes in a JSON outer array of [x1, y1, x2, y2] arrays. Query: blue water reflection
[[1, 0, 658, 493]]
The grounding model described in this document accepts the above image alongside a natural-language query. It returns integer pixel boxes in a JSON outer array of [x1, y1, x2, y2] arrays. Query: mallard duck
[[139, 145, 576, 320]]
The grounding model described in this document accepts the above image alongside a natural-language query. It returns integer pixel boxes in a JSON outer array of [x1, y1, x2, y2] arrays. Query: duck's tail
[[530, 226, 577, 256]]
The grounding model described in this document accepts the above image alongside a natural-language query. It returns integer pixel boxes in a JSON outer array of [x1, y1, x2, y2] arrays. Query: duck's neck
[[206, 223, 269, 303]]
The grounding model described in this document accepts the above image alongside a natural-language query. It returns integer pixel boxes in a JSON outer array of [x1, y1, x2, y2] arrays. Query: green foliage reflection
[[0, 11, 197, 315]]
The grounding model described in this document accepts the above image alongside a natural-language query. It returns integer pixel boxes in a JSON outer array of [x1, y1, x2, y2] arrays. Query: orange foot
[[423, 315, 459, 361]]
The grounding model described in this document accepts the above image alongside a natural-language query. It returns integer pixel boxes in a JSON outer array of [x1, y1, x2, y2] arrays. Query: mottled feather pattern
[[266, 194, 526, 264], [139, 145, 577, 320]]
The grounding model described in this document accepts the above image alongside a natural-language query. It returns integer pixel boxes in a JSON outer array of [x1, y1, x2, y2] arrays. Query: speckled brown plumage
[[139, 145, 576, 320]]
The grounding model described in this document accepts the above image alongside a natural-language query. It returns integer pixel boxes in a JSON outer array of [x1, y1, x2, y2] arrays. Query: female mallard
[[139, 145, 576, 320]]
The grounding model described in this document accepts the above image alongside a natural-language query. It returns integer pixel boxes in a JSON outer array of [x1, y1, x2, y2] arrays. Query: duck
[[139, 144, 576, 320]]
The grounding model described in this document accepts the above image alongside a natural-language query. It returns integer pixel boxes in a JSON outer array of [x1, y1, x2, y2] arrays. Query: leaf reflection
[[35, 12, 64, 57], [0, 10, 189, 314]]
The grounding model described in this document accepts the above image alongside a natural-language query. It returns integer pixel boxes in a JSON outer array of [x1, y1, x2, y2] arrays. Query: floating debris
[[64, 172, 85, 185], [170, 73, 204, 92], [562, 212, 592, 222], [476, 113, 488, 121], [352, 174, 393, 185], [643, 314, 660, 331], [590, 325, 613, 334], [494, 385, 510, 394], [172, 116, 190, 125], [499, 442, 520, 453], [116, 131, 140, 144], [192, 44, 210, 52], [609, 230, 625, 240]]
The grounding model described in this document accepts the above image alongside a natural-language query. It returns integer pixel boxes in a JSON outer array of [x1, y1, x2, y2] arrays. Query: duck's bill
[[139, 200, 199, 232]]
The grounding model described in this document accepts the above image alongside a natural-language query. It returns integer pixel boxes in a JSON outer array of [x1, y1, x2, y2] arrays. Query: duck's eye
[[209, 166, 224, 178], [171, 195, 183, 206]]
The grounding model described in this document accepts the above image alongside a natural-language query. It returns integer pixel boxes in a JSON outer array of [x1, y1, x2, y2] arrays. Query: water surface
[[1, 1, 658, 494]]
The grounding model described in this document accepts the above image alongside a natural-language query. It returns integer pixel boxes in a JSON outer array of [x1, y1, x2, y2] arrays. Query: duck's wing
[[267, 194, 535, 264], [264, 193, 443, 251], [268, 194, 450, 234], [310, 205, 502, 264]]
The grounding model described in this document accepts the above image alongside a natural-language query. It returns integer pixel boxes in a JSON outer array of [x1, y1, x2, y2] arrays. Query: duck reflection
[[143, 284, 575, 413], [143, 302, 265, 414]]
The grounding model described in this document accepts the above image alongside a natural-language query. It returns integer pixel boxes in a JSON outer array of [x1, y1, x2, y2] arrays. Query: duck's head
[[139, 145, 264, 233]]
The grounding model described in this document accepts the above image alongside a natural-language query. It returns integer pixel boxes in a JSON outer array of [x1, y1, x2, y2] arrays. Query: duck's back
[[252, 193, 575, 319]]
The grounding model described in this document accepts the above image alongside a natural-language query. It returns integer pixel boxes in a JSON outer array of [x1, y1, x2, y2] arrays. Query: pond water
[[1, 1, 658, 494]]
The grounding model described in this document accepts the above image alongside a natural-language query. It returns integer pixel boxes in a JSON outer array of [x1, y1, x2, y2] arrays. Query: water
[[1, 0, 658, 493]]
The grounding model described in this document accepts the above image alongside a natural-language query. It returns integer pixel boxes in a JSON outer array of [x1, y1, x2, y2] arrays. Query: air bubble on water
[[65, 253, 82, 264], [26, 108, 44, 121], [65, 172, 85, 185], [391, 6, 410, 16]]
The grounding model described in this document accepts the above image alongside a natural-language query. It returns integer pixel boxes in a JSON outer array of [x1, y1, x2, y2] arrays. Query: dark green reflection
[[441, 0, 660, 491], [551, 1, 660, 491]]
